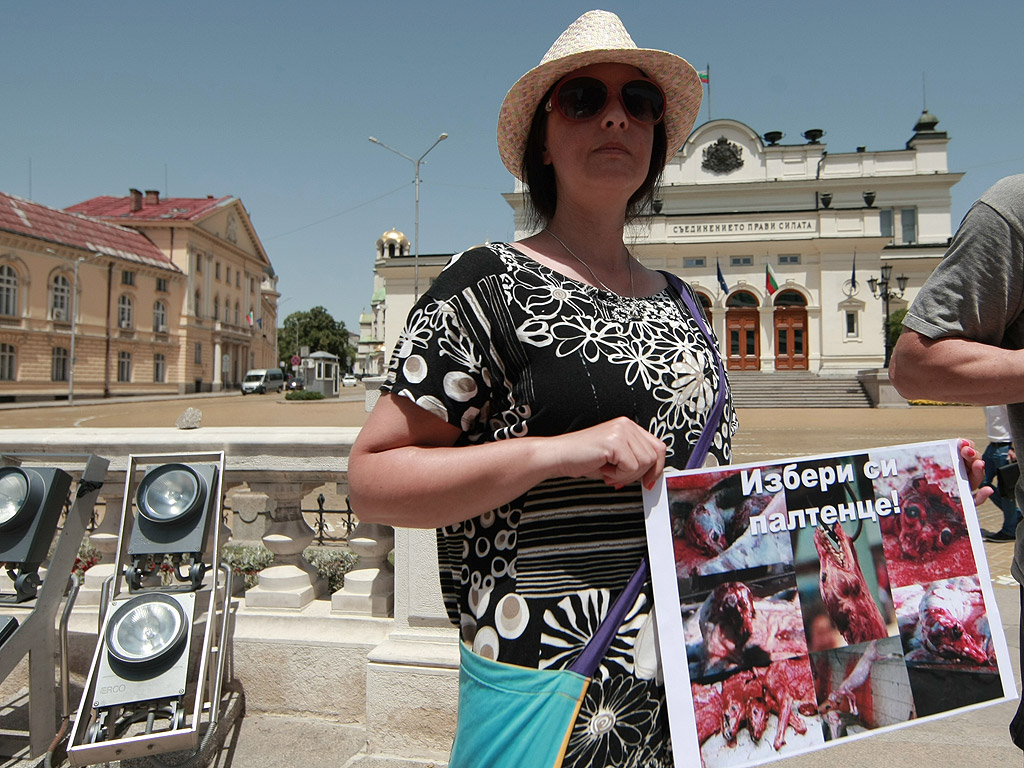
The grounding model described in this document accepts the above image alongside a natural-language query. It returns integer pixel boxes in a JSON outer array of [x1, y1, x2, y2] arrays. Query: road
[[0, 390, 372, 429]]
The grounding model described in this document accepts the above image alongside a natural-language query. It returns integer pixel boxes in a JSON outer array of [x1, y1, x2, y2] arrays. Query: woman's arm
[[348, 393, 667, 529]]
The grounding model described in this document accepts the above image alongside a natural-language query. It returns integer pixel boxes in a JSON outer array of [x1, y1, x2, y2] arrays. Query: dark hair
[[521, 83, 668, 230]]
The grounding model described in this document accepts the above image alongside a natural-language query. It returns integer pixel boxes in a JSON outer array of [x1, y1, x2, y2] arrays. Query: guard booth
[[306, 351, 340, 397]]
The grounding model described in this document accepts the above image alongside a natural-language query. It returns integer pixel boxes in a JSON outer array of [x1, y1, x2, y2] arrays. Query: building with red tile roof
[[0, 187, 278, 400], [0, 191, 187, 400], [68, 189, 280, 392]]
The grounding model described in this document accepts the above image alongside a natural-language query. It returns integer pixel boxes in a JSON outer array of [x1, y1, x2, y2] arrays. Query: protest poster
[[642, 439, 1016, 768]]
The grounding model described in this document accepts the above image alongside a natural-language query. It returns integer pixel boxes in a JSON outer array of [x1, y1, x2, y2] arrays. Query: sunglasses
[[546, 76, 665, 125]]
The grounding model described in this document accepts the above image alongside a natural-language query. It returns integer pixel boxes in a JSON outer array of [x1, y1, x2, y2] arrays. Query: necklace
[[544, 229, 635, 297]]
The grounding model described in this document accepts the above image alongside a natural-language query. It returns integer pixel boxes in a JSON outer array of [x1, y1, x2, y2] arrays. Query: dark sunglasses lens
[[622, 81, 664, 123], [557, 77, 607, 121]]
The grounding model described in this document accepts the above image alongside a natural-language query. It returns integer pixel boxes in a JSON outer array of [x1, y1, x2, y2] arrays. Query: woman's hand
[[959, 438, 994, 507], [549, 416, 667, 491]]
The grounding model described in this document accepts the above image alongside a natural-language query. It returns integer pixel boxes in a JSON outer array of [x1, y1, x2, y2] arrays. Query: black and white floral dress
[[382, 243, 734, 767]]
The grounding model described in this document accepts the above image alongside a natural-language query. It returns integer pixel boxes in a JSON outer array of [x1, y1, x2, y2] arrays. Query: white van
[[241, 368, 285, 395]]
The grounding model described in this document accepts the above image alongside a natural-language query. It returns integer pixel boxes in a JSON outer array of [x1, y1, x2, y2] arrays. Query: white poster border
[[643, 438, 1016, 768]]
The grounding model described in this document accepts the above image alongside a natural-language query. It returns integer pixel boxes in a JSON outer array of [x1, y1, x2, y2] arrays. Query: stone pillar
[[77, 485, 125, 607], [364, 526, 459, 758], [213, 337, 223, 391], [244, 481, 326, 609], [331, 522, 395, 617]]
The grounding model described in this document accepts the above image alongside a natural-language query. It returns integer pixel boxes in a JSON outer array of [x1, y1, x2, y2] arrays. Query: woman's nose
[[601, 91, 630, 129]]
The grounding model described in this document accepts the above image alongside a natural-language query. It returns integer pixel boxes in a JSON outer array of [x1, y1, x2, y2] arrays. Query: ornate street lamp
[[867, 264, 909, 367]]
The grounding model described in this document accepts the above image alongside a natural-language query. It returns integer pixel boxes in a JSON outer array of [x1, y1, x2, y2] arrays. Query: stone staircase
[[727, 370, 872, 408]]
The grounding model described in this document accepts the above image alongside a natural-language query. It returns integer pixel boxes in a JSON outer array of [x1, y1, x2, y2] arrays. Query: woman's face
[[542, 62, 657, 211]]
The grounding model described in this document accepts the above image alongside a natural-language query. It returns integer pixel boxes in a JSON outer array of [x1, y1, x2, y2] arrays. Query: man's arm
[[889, 328, 1024, 405]]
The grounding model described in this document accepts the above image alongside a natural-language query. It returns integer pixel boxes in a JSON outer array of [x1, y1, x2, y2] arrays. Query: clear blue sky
[[2, 1, 1022, 333]]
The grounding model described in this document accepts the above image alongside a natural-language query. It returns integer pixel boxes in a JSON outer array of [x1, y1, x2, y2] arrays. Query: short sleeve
[[382, 290, 494, 441], [904, 201, 1024, 345]]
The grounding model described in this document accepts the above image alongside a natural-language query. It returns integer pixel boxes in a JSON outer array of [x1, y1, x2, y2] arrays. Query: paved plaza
[[0, 394, 1021, 767]]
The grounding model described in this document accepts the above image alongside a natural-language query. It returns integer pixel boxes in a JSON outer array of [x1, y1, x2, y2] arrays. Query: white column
[[213, 337, 223, 390]]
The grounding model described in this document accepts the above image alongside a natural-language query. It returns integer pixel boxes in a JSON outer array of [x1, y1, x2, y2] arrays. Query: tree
[[886, 307, 908, 354], [278, 306, 355, 375]]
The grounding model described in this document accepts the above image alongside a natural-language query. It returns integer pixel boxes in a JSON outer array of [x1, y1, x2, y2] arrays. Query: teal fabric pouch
[[447, 642, 590, 768]]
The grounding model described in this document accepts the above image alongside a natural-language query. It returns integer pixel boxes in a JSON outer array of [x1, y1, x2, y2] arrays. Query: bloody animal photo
[[871, 443, 978, 587], [680, 571, 808, 681], [792, 517, 897, 651], [692, 655, 822, 766], [668, 469, 793, 578], [809, 636, 914, 741]]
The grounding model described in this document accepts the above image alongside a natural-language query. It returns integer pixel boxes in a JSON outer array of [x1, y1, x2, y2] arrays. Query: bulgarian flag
[[766, 263, 779, 295], [697, 68, 709, 84]]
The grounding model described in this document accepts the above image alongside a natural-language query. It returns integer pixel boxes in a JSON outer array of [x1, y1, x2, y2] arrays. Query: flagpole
[[706, 63, 711, 122]]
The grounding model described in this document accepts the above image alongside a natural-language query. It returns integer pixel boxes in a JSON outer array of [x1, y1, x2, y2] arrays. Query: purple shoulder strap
[[568, 272, 728, 677], [662, 271, 728, 471]]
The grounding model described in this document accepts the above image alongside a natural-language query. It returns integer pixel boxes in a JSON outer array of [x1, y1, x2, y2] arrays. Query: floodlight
[[0, 466, 72, 602], [126, 462, 218, 590], [88, 591, 197, 736], [106, 593, 188, 667]]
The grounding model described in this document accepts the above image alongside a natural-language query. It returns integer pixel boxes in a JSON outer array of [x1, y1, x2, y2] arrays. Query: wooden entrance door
[[773, 290, 808, 370], [725, 291, 760, 371]]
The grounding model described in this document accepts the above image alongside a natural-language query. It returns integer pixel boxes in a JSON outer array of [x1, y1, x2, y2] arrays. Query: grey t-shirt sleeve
[[903, 201, 1024, 347]]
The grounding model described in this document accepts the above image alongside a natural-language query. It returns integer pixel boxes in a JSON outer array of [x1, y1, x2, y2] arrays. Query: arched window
[[153, 301, 167, 332], [726, 291, 759, 308], [117, 295, 133, 328], [0, 265, 18, 317], [0, 343, 15, 380], [51, 274, 72, 321], [774, 289, 807, 307]]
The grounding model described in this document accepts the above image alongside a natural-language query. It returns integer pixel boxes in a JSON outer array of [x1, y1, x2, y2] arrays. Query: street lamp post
[[867, 264, 909, 368], [368, 133, 448, 300], [68, 257, 84, 405]]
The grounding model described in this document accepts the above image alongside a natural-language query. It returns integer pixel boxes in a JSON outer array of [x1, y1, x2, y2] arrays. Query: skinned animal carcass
[[898, 577, 992, 666], [882, 475, 968, 560], [814, 522, 888, 644]]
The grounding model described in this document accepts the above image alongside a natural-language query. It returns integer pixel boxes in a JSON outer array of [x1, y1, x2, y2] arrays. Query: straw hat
[[497, 9, 702, 180]]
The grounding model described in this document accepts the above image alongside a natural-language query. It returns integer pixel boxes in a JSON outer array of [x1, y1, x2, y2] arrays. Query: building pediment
[[196, 202, 269, 266]]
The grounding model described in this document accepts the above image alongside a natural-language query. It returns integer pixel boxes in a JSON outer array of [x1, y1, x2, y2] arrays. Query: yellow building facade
[[68, 189, 279, 392], [0, 188, 278, 400]]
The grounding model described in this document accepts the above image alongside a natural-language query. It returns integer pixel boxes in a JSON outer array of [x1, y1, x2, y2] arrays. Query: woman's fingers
[[958, 438, 995, 507], [557, 417, 666, 489]]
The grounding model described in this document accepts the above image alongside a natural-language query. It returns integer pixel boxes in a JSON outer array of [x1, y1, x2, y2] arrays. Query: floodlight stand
[[0, 453, 108, 759], [68, 451, 242, 767]]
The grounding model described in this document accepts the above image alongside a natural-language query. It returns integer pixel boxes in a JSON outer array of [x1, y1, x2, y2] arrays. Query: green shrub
[[285, 390, 325, 401], [220, 543, 357, 592], [221, 544, 275, 589], [304, 546, 359, 593]]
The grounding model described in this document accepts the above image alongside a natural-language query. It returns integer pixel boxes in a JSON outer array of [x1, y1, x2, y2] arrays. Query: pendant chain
[[544, 229, 635, 297]]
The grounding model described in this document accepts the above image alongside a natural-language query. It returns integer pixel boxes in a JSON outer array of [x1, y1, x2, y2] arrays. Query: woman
[[350, 11, 722, 764], [350, 11, 994, 766]]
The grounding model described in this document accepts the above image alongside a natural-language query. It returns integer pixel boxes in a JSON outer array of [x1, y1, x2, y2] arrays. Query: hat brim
[[498, 47, 702, 181]]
